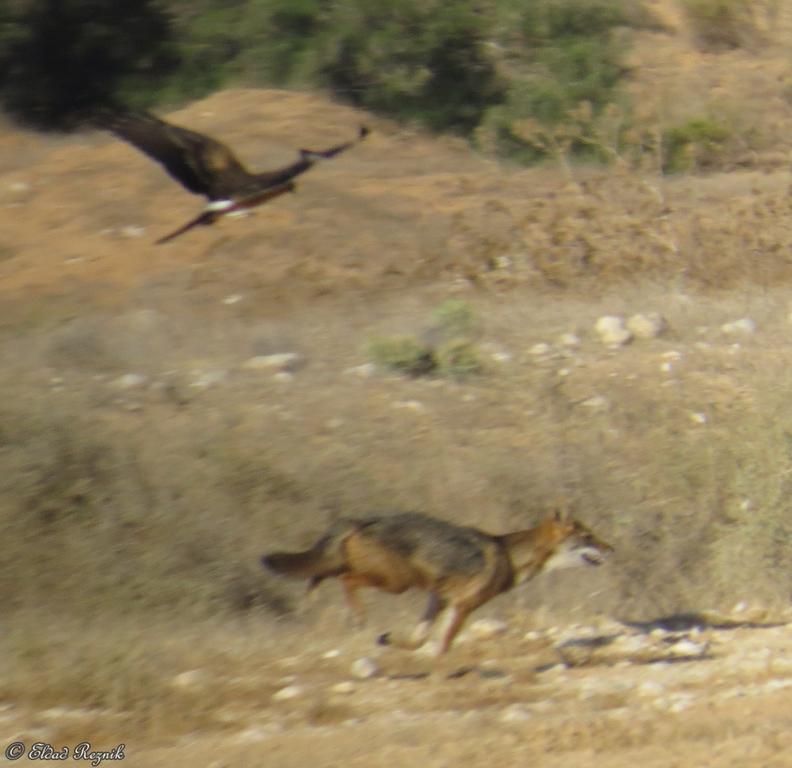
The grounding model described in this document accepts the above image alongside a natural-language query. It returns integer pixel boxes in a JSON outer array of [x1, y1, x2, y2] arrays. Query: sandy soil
[[5, 5, 792, 762]]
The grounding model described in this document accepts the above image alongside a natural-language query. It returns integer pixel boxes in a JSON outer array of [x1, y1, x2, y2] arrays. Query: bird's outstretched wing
[[299, 125, 370, 162], [96, 109, 249, 200]]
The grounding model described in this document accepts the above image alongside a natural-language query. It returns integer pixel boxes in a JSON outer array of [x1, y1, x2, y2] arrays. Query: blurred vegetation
[[679, 0, 758, 51], [0, 0, 175, 129], [662, 115, 732, 173], [0, 0, 653, 162], [366, 299, 483, 379]]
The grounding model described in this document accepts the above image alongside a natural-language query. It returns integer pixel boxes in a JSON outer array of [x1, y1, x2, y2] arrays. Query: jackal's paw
[[377, 632, 392, 646]]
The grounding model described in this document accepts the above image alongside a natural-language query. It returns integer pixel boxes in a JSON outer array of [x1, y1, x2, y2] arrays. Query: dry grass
[[5, 35, 792, 753]]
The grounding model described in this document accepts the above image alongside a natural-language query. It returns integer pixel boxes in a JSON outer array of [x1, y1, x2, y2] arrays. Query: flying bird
[[96, 109, 369, 244]]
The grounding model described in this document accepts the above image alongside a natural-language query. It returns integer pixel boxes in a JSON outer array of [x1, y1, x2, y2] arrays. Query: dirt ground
[[5, 3, 792, 764]]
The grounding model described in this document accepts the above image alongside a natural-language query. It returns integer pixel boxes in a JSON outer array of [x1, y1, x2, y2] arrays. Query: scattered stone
[[190, 369, 228, 390], [222, 294, 243, 305], [332, 681, 356, 695], [231, 726, 270, 745], [322, 648, 342, 659], [499, 704, 532, 723], [668, 638, 709, 658], [350, 657, 379, 680], [466, 618, 508, 640], [530, 342, 552, 356], [345, 363, 377, 378], [272, 684, 303, 701], [113, 373, 148, 389], [170, 670, 209, 691], [689, 411, 708, 425], [120, 225, 146, 239], [580, 395, 610, 413], [491, 350, 513, 363], [637, 681, 666, 698], [721, 318, 756, 335], [272, 371, 294, 383], [558, 332, 581, 348], [391, 400, 426, 413], [242, 352, 302, 372], [627, 312, 668, 339], [595, 316, 632, 347]]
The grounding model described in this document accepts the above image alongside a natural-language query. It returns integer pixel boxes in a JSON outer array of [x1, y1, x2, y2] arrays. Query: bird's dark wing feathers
[[253, 125, 370, 189], [96, 110, 250, 200]]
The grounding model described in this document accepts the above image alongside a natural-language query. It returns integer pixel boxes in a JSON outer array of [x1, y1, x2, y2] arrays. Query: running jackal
[[262, 509, 613, 655]]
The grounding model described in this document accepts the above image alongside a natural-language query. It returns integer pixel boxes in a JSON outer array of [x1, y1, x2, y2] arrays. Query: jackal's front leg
[[339, 574, 368, 629]]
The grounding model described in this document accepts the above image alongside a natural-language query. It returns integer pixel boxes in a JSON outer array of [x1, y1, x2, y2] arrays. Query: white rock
[[558, 333, 581, 348], [637, 681, 666, 698], [627, 312, 668, 339], [391, 400, 426, 413], [594, 316, 632, 347], [120, 225, 146, 239], [345, 363, 377, 378], [170, 670, 209, 691], [242, 352, 302, 372], [332, 681, 356, 695], [499, 704, 532, 723], [190, 369, 228, 389], [113, 373, 148, 389], [222, 294, 243, 305], [350, 657, 379, 679], [721, 318, 755, 335], [466, 618, 508, 640], [580, 395, 610, 412], [272, 684, 303, 701], [530, 342, 552, 356], [668, 639, 708, 657], [689, 411, 708, 424], [322, 648, 341, 659], [232, 726, 270, 744]]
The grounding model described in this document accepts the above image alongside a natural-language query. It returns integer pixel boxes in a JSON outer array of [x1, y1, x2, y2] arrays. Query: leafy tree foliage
[[0, 0, 174, 129]]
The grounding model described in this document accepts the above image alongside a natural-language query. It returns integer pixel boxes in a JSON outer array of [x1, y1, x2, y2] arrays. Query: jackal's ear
[[551, 497, 572, 523]]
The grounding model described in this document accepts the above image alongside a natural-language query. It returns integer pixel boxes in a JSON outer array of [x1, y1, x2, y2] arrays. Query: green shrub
[[431, 298, 477, 338], [0, 0, 174, 128], [367, 300, 483, 379], [663, 116, 731, 173], [435, 338, 483, 379], [680, 0, 756, 51], [479, 0, 630, 162], [366, 336, 437, 377]]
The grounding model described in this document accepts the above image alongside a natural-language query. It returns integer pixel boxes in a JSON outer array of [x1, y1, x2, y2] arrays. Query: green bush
[[366, 336, 437, 377], [680, 0, 755, 51], [367, 300, 482, 379], [0, 0, 174, 128], [479, 0, 630, 162], [435, 338, 483, 379], [663, 117, 731, 173]]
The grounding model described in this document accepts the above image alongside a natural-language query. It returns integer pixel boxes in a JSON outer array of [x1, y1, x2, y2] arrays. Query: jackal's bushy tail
[[261, 520, 355, 579]]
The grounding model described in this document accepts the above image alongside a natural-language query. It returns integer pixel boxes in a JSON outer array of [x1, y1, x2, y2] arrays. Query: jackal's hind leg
[[378, 593, 446, 650]]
